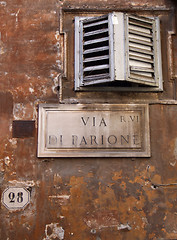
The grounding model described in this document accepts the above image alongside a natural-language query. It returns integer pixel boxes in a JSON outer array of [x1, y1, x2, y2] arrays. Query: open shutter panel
[[126, 14, 159, 86], [75, 13, 162, 90], [80, 14, 114, 86]]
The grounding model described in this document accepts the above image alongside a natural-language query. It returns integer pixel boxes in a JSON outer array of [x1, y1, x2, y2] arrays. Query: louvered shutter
[[75, 14, 114, 87], [75, 12, 162, 90], [125, 14, 162, 87]]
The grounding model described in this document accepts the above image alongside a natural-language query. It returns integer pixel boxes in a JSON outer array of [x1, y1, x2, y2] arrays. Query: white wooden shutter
[[75, 12, 162, 90], [125, 14, 162, 87], [75, 14, 114, 87]]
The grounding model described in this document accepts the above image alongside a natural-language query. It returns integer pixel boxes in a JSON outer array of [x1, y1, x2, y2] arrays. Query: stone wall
[[0, 0, 177, 239]]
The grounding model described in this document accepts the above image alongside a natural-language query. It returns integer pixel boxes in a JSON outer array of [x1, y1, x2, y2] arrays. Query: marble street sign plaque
[[37, 104, 150, 157]]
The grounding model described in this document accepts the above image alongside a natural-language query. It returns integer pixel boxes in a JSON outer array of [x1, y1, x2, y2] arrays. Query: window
[[75, 12, 163, 91]]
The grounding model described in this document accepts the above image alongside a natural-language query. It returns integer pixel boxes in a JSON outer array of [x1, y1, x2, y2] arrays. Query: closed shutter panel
[[79, 14, 114, 86], [126, 14, 160, 86]]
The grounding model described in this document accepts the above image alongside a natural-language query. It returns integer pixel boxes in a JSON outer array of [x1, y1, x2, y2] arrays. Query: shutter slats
[[130, 73, 155, 83], [83, 46, 109, 54], [83, 55, 109, 63], [129, 15, 153, 24], [131, 71, 153, 78], [129, 33, 152, 42], [130, 66, 154, 73], [129, 25, 151, 35], [129, 55, 154, 64], [81, 14, 110, 83], [129, 37, 153, 47], [129, 29, 152, 38], [84, 37, 109, 46], [84, 28, 109, 37], [84, 73, 110, 81], [83, 14, 108, 24], [129, 51, 152, 60], [131, 73, 153, 78], [129, 60, 152, 69], [130, 42, 152, 51], [84, 64, 109, 72], [129, 46, 153, 55], [83, 20, 108, 29], [128, 14, 155, 84], [129, 19, 153, 29]]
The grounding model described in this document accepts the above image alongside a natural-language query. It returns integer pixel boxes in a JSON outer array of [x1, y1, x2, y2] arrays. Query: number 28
[[8, 192, 23, 203]]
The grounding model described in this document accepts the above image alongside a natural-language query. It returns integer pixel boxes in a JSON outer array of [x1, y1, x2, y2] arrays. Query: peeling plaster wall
[[0, 0, 177, 240]]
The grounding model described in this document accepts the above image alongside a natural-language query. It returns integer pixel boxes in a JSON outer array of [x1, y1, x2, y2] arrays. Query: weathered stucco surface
[[0, 0, 177, 239]]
